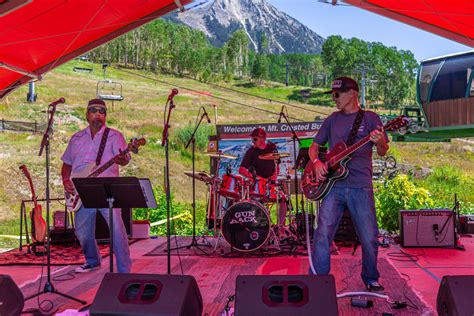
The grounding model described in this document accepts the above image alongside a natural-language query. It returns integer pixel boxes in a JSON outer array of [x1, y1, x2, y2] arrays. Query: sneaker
[[75, 263, 100, 273], [366, 281, 384, 292]]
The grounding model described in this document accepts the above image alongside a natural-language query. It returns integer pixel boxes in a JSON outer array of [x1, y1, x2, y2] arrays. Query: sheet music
[[139, 179, 157, 208]]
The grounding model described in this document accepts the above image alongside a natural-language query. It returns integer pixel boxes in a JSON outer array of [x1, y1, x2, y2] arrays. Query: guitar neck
[[88, 148, 130, 178], [330, 135, 372, 166]]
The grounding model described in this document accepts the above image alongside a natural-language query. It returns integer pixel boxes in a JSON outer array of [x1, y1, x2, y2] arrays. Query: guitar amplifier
[[400, 209, 456, 247], [459, 215, 474, 234]]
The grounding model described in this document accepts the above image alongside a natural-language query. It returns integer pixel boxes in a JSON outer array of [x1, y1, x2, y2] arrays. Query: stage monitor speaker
[[235, 274, 338, 316], [95, 208, 132, 241], [90, 273, 203, 316], [437, 275, 474, 316], [0, 275, 24, 316], [400, 209, 455, 247]]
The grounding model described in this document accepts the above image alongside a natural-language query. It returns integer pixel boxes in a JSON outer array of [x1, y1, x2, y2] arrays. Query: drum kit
[[184, 151, 303, 254]]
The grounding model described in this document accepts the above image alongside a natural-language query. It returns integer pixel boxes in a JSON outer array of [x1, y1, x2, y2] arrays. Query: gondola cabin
[[414, 51, 474, 139]]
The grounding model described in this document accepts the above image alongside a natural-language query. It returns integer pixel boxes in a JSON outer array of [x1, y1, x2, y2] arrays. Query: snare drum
[[219, 174, 244, 199]]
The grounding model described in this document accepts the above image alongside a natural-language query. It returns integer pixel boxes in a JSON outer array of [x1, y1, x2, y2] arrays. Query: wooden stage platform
[[1, 236, 473, 315]]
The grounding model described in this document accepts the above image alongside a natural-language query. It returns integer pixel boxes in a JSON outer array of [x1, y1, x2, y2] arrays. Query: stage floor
[[1, 236, 473, 315]]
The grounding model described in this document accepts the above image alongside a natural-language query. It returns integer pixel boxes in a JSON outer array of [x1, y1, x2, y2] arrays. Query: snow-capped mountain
[[166, 0, 325, 54]]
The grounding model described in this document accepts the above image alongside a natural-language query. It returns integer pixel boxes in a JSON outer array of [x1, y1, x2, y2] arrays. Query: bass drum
[[221, 200, 270, 252]]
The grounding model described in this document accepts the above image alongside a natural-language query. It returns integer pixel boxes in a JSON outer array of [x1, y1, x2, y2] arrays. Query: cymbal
[[203, 152, 238, 159], [184, 171, 213, 183], [258, 152, 291, 160]]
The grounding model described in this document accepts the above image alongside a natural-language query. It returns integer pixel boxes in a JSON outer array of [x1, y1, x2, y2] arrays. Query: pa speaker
[[437, 275, 474, 316], [235, 275, 338, 316], [95, 208, 132, 241], [90, 273, 203, 316], [400, 209, 455, 247], [0, 275, 24, 316]]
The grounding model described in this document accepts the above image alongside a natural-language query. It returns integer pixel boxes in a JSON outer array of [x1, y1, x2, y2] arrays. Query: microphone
[[202, 107, 211, 123], [167, 88, 179, 101], [278, 105, 285, 123], [48, 98, 65, 107]]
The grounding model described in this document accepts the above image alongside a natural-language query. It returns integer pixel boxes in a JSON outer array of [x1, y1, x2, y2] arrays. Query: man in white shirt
[[61, 99, 131, 273]]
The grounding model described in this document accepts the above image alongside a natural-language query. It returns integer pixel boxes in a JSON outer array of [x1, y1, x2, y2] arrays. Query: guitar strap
[[345, 109, 365, 146], [96, 127, 110, 166]]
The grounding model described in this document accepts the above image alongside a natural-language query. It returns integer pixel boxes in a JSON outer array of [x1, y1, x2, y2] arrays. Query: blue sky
[[267, 0, 471, 62]]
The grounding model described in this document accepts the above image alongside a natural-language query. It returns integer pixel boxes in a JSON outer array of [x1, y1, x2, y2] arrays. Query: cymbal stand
[[279, 106, 304, 240], [210, 156, 226, 254], [170, 107, 211, 255]]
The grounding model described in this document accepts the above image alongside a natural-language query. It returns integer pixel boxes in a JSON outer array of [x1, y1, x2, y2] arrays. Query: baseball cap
[[87, 98, 107, 111], [249, 128, 266, 138], [324, 76, 359, 94]]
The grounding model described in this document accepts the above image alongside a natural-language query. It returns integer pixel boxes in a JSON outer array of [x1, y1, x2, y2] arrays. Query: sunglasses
[[88, 107, 106, 114], [251, 137, 259, 142]]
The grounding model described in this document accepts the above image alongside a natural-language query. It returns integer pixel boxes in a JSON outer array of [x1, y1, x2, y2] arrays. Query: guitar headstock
[[383, 116, 409, 133], [19, 164, 31, 179], [128, 137, 146, 154]]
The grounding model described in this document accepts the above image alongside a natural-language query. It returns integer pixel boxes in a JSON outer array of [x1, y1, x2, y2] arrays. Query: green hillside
[[0, 60, 473, 248]]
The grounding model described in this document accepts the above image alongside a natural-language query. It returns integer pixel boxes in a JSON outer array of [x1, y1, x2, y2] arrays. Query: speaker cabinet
[[90, 273, 202, 316], [437, 275, 474, 316], [400, 209, 455, 247], [0, 275, 24, 316], [235, 275, 338, 316], [95, 208, 132, 241], [459, 215, 474, 234]]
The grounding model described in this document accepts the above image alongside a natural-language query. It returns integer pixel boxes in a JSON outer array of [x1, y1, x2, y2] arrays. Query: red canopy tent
[[0, 0, 191, 99], [344, 0, 474, 47], [0, 0, 473, 99]]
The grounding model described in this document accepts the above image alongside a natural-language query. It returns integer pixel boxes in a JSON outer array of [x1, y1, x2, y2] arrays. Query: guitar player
[[308, 77, 389, 291], [61, 99, 131, 273]]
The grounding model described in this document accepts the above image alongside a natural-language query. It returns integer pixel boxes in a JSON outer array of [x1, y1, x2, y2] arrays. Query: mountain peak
[[166, 0, 324, 54]]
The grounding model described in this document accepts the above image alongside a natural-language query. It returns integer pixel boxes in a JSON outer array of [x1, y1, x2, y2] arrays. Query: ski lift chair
[[73, 66, 93, 73], [96, 63, 124, 110]]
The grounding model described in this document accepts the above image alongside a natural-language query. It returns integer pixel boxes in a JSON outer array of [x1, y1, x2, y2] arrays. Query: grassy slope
[[0, 60, 333, 227], [0, 60, 473, 239]]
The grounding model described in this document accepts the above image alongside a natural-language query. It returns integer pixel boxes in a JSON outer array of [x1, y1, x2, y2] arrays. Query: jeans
[[310, 187, 380, 285], [74, 206, 131, 273]]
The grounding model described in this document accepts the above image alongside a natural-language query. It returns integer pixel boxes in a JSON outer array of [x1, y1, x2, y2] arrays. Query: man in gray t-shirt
[[307, 77, 389, 292]]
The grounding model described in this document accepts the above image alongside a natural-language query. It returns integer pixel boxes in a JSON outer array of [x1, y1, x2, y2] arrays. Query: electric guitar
[[19, 164, 47, 243], [301, 116, 407, 201], [65, 137, 146, 212]]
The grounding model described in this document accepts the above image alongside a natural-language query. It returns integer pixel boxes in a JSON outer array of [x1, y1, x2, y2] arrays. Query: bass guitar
[[301, 116, 407, 201], [65, 137, 146, 212], [19, 164, 47, 243]]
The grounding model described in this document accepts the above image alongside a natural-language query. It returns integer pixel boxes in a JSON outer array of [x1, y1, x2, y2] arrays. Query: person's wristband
[[312, 158, 319, 164]]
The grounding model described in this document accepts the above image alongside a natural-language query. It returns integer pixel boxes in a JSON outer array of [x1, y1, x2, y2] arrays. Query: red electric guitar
[[20, 164, 47, 243], [302, 116, 408, 201]]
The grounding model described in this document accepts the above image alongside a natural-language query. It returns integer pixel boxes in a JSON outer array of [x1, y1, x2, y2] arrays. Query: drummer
[[238, 128, 288, 225]]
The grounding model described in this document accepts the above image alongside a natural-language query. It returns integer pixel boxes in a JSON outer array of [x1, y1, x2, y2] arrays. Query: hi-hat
[[184, 171, 213, 183], [203, 151, 237, 159], [258, 152, 291, 160]]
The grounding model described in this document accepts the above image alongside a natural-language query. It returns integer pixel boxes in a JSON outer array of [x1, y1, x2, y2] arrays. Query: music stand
[[72, 177, 157, 272]]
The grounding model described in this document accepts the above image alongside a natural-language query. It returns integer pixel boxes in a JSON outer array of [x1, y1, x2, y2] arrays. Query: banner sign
[[217, 121, 323, 139], [214, 121, 322, 178]]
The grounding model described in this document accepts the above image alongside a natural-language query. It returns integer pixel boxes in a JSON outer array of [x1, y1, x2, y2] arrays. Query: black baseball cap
[[249, 128, 266, 138], [324, 76, 359, 94]]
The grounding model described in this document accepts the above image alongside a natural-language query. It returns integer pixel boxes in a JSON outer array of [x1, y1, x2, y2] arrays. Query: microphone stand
[[171, 108, 211, 254], [280, 109, 302, 218], [25, 99, 86, 305], [162, 90, 176, 275]]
